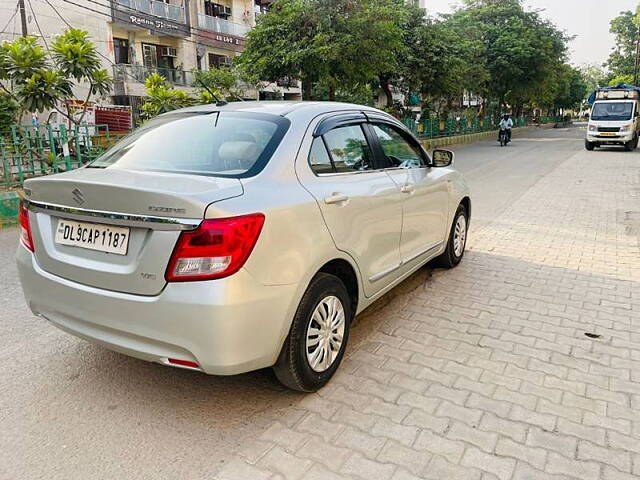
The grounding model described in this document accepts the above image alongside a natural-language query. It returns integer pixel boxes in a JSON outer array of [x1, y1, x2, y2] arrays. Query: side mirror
[[432, 149, 454, 167]]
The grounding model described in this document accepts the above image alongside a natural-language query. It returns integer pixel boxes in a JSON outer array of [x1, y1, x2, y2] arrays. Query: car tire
[[436, 204, 468, 268], [585, 140, 595, 151], [625, 138, 634, 151], [273, 273, 352, 392]]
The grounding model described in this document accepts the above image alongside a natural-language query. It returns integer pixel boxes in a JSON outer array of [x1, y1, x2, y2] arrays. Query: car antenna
[[196, 77, 227, 107]]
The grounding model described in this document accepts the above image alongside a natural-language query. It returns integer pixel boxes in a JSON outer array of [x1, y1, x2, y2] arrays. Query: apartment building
[[0, 0, 300, 123], [110, 0, 301, 107]]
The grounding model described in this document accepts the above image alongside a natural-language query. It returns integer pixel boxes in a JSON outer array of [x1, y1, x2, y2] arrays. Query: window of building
[[208, 53, 230, 69], [114, 38, 129, 64], [204, 1, 231, 18]]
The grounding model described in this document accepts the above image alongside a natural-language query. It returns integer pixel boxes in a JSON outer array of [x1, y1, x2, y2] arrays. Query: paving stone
[[512, 462, 571, 480], [545, 452, 600, 480], [215, 458, 274, 480], [341, 452, 396, 480], [335, 426, 387, 459], [447, 421, 499, 452], [258, 446, 313, 480], [414, 429, 465, 464], [509, 405, 556, 431], [461, 446, 516, 480], [479, 413, 527, 443], [377, 440, 432, 476], [435, 400, 483, 426], [555, 418, 606, 446], [296, 435, 351, 469], [496, 437, 547, 470], [402, 408, 449, 433], [296, 412, 344, 443], [396, 391, 441, 413], [578, 440, 631, 472], [260, 422, 311, 453], [332, 406, 377, 431], [424, 455, 483, 480], [370, 417, 419, 447], [526, 427, 577, 458]]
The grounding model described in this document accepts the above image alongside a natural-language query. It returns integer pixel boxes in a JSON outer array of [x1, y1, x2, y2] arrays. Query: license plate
[[600, 132, 617, 137], [55, 219, 130, 255]]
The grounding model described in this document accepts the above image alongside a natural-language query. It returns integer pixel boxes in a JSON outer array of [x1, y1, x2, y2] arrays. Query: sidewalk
[[214, 145, 640, 479]]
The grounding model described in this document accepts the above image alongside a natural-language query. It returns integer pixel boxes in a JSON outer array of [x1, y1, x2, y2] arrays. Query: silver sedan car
[[17, 102, 471, 391]]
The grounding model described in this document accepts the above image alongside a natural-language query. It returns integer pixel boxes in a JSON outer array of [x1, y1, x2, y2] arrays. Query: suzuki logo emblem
[[71, 188, 85, 205]]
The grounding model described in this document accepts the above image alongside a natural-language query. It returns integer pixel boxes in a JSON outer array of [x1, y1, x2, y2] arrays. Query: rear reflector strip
[[167, 358, 200, 369]]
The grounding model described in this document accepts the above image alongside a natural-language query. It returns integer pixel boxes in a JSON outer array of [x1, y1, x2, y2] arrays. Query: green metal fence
[[399, 115, 560, 138], [0, 124, 127, 189]]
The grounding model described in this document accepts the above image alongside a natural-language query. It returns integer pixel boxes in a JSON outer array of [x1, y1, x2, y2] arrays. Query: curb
[[0, 191, 20, 227]]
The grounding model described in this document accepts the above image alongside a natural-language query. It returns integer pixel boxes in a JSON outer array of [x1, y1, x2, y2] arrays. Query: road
[[1, 124, 638, 480]]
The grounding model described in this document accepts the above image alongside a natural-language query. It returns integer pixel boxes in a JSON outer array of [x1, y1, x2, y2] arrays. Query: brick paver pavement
[[215, 146, 640, 480]]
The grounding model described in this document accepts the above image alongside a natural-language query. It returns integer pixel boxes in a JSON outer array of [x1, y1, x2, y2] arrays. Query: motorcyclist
[[499, 114, 514, 142]]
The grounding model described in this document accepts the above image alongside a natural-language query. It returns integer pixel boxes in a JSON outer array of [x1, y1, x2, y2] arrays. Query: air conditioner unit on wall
[[161, 47, 178, 57]]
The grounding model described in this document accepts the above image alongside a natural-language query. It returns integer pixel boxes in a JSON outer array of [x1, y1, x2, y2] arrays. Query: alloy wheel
[[305, 296, 345, 372], [453, 214, 467, 257]]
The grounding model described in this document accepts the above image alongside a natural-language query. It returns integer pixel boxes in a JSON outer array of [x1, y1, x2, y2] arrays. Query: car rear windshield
[[88, 111, 290, 178], [591, 102, 634, 121]]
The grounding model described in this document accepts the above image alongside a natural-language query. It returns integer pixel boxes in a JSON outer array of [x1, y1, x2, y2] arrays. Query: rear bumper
[[16, 245, 298, 375]]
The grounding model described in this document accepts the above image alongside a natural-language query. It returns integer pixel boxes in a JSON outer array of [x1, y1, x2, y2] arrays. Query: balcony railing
[[197, 13, 250, 37], [115, 0, 185, 23], [112, 64, 195, 87]]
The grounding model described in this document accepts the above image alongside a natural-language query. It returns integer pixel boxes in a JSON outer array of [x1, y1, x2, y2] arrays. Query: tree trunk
[[379, 75, 393, 108], [328, 79, 336, 102], [302, 77, 312, 101]]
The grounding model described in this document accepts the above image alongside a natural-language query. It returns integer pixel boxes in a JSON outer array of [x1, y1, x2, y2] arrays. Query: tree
[[0, 93, 19, 135], [141, 73, 194, 120], [579, 63, 608, 93], [194, 67, 248, 102], [236, 0, 405, 100], [606, 8, 640, 81], [552, 65, 588, 111], [0, 29, 111, 125], [447, 0, 568, 116]]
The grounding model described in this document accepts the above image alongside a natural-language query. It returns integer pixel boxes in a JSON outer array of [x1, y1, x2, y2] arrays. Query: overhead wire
[[0, 2, 20, 35]]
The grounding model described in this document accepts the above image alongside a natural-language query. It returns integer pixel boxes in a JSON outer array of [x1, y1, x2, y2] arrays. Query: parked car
[[16, 102, 471, 392]]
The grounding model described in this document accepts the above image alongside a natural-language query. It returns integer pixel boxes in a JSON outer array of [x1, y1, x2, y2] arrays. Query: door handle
[[400, 184, 415, 194], [324, 194, 349, 205]]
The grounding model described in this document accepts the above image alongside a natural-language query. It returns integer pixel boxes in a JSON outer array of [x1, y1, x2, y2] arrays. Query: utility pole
[[18, 0, 28, 37]]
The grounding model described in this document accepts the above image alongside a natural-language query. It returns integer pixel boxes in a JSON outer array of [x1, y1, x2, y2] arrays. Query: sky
[[422, 0, 640, 67]]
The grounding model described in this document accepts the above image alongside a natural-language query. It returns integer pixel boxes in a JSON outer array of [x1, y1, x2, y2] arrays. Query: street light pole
[[18, 0, 28, 37]]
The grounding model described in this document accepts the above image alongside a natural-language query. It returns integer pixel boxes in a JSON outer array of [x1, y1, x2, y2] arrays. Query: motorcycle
[[499, 128, 511, 147]]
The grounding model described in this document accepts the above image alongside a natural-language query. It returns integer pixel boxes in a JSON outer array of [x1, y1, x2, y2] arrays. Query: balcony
[[115, 0, 185, 23], [197, 13, 250, 37], [112, 64, 195, 87]]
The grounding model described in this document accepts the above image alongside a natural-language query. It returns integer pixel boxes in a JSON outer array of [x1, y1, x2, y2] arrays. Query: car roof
[[171, 101, 385, 118]]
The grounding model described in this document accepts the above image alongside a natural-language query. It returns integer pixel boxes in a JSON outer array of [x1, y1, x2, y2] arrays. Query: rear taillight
[[165, 213, 265, 282], [19, 200, 34, 252]]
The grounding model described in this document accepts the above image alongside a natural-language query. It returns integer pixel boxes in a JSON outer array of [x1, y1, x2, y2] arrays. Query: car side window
[[371, 123, 426, 168], [323, 125, 373, 172], [309, 137, 334, 175]]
